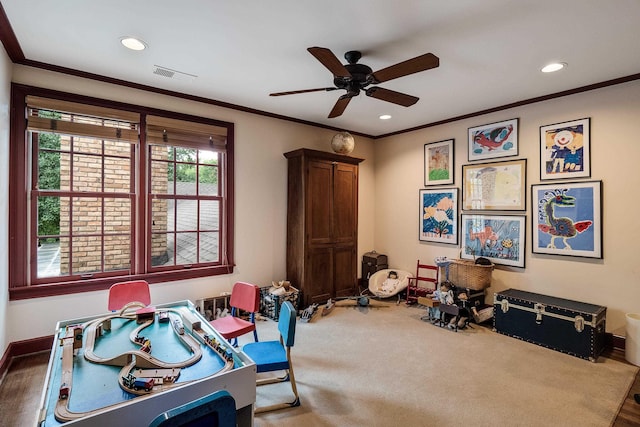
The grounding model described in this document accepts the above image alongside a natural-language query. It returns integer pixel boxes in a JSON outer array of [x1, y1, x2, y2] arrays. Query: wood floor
[[1, 349, 640, 426], [0, 351, 50, 427], [606, 347, 640, 426]]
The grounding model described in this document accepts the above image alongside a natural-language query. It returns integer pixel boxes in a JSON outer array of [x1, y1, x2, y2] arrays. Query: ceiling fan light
[[121, 37, 147, 51], [541, 62, 566, 73]]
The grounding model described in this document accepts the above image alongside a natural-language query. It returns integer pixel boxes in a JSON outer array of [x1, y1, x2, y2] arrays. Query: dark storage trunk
[[493, 289, 606, 362], [361, 251, 388, 280]]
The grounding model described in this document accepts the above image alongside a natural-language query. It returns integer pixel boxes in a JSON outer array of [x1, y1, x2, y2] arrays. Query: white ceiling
[[2, 0, 640, 137]]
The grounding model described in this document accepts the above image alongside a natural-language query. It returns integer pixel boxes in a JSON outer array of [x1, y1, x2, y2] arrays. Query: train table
[[36, 300, 256, 426]]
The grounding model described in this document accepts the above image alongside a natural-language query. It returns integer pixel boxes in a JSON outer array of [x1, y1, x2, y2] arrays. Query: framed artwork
[[424, 139, 454, 186], [462, 159, 526, 211], [419, 188, 459, 244], [532, 180, 602, 258], [540, 117, 591, 180], [461, 214, 525, 267], [468, 118, 519, 161]]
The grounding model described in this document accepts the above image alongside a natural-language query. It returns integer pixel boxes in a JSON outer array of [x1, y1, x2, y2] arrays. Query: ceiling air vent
[[153, 66, 175, 78], [153, 65, 197, 81]]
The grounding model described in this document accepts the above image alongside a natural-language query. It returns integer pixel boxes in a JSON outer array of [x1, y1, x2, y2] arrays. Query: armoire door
[[306, 247, 333, 304], [332, 163, 358, 245], [333, 245, 357, 298], [306, 160, 333, 245]]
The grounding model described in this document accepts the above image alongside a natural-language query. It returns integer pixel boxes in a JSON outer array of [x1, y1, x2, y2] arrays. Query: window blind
[[146, 115, 227, 150], [26, 95, 140, 143]]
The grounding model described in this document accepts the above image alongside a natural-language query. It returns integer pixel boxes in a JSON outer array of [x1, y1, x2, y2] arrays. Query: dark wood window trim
[[9, 83, 235, 300]]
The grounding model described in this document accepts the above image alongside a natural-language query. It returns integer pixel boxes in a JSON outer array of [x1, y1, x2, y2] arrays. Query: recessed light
[[541, 62, 566, 73], [379, 114, 392, 120], [121, 37, 147, 51]]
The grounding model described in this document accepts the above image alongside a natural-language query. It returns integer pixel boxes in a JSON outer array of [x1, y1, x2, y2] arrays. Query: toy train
[[59, 383, 69, 400], [172, 318, 185, 335], [133, 377, 155, 391], [122, 373, 155, 392], [203, 334, 234, 362]]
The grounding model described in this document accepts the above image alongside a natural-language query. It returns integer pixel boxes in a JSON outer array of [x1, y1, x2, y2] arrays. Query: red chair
[[405, 260, 438, 304], [108, 280, 151, 312], [210, 282, 260, 346]]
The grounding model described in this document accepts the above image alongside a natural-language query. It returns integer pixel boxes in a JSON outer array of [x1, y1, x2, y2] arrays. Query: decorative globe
[[331, 132, 355, 154]]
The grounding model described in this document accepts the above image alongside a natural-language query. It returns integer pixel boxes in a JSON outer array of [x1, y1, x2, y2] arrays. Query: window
[[9, 85, 235, 299], [149, 145, 221, 268], [28, 98, 138, 283], [145, 115, 228, 270]]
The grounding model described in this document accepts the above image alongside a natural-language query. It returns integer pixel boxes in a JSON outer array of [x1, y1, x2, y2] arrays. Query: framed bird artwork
[[532, 180, 602, 258]]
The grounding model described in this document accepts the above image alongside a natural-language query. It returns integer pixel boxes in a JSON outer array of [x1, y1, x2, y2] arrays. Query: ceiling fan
[[270, 47, 439, 118]]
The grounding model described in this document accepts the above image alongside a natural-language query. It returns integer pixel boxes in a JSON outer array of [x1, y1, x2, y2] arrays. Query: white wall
[[374, 79, 640, 332], [5, 66, 375, 343], [0, 45, 12, 354]]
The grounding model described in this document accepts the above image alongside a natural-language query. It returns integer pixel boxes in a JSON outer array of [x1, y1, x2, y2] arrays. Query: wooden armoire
[[284, 148, 364, 307]]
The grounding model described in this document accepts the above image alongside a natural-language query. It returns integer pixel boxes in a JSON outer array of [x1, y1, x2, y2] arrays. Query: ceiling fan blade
[[308, 47, 351, 78], [365, 87, 419, 107], [270, 87, 337, 96], [370, 53, 439, 83], [328, 95, 352, 118]]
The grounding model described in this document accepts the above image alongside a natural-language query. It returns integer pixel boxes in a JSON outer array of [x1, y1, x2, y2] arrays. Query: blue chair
[[148, 390, 236, 427], [242, 301, 300, 413]]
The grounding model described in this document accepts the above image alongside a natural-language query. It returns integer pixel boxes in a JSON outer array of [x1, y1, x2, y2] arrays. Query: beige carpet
[[241, 302, 638, 427]]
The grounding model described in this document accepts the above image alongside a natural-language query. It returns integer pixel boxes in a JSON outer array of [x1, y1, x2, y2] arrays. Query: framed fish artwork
[[532, 181, 602, 259], [460, 214, 525, 267], [468, 118, 519, 161]]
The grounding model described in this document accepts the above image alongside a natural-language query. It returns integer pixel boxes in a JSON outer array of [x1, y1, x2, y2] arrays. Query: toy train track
[[54, 307, 234, 423]]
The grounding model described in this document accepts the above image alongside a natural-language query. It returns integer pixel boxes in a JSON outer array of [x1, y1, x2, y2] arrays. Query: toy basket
[[448, 259, 494, 290], [259, 285, 300, 321]]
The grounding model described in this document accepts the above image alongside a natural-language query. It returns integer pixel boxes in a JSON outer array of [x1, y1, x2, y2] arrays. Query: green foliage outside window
[[37, 111, 61, 241], [168, 147, 218, 184]]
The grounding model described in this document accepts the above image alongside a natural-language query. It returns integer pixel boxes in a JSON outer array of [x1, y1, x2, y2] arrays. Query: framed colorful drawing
[[419, 188, 459, 244], [460, 214, 526, 268], [424, 139, 454, 186], [468, 118, 518, 161], [462, 159, 526, 211], [540, 117, 590, 180], [532, 180, 602, 258]]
